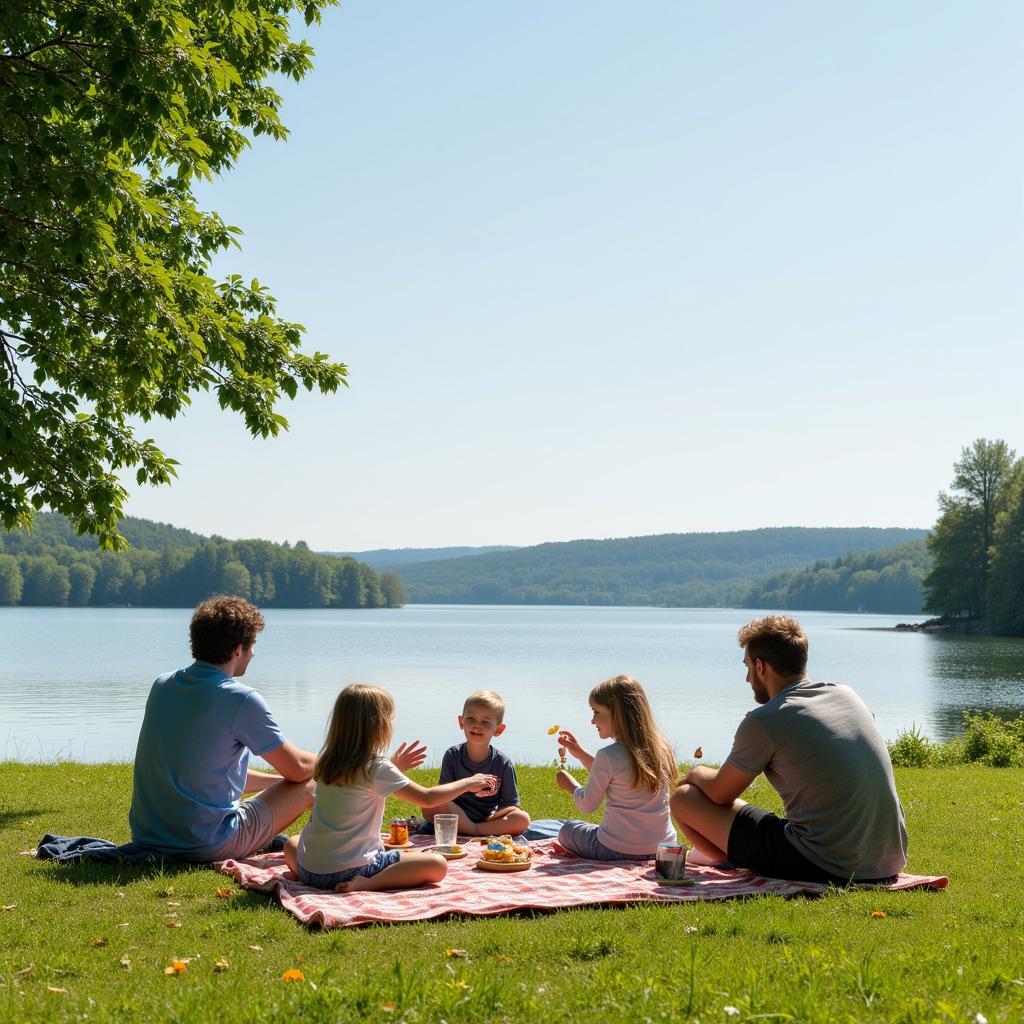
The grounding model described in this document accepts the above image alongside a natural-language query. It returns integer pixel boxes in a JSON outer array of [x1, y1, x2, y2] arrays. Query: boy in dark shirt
[[424, 690, 530, 837]]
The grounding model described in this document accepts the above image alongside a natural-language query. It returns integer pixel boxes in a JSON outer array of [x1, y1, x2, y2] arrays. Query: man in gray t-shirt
[[670, 615, 908, 884]]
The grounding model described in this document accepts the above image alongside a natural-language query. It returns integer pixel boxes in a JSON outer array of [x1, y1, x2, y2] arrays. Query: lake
[[3, 605, 1024, 765]]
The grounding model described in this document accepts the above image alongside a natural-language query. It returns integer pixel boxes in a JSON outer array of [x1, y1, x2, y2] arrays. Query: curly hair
[[190, 595, 266, 665], [736, 615, 809, 677]]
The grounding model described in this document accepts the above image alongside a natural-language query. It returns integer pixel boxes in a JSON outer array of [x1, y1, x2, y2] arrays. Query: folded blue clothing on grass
[[36, 832, 288, 864], [36, 834, 171, 864], [522, 819, 563, 840]]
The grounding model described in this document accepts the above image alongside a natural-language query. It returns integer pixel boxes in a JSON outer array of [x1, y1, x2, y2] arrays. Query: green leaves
[[1, 0, 344, 547], [923, 438, 1021, 625]]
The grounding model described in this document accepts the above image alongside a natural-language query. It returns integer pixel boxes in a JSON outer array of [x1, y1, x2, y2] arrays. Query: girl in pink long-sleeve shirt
[[554, 675, 678, 860]]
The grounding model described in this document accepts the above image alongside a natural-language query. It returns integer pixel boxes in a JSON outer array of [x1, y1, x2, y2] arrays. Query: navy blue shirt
[[438, 743, 520, 823]]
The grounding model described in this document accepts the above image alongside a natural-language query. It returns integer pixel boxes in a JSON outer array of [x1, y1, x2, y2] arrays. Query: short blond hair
[[462, 690, 505, 724]]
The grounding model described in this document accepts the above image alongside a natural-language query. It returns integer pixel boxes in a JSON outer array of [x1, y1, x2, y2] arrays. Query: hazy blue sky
[[124, 1, 1023, 551]]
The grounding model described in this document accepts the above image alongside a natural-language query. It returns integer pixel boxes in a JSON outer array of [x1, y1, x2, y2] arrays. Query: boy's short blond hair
[[462, 690, 505, 724]]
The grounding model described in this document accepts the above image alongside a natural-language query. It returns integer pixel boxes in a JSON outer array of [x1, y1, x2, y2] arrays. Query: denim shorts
[[296, 848, 401, 889], [204, 796, 275, 862], [557, 821, 654, 861]]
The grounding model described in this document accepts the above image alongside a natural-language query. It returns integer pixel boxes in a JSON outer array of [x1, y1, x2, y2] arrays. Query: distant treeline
[[397, 527, 929, 607], [0, 513, 406, 609], [324, 545, 519, 573], [742, 540, 929, 613]]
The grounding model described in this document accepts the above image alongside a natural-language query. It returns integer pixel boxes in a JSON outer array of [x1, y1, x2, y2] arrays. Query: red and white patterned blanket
[[216, 838, 947, 929]]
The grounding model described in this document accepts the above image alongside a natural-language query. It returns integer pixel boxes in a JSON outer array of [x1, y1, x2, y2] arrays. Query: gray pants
[[557, 820, 653, 861]]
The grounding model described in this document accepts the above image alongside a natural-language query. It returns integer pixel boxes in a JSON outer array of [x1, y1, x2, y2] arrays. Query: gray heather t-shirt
[[726, 679, 908, 880]]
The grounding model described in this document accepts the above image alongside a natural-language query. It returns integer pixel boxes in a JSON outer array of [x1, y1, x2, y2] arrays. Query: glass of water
[[434, 814, 459, 850]]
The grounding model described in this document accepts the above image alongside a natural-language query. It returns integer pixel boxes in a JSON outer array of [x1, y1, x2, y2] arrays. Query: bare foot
[[334, 875, 372, 893]]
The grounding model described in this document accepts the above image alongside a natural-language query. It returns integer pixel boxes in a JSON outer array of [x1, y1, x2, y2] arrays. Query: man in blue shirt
[[129, 595, 320, 862]]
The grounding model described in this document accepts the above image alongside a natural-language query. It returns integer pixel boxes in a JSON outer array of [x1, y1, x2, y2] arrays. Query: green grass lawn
[[2, 763, 1022, 1023]]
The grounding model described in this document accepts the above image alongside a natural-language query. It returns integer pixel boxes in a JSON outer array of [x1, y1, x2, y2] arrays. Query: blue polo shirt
[[129, 662, 286, 859]]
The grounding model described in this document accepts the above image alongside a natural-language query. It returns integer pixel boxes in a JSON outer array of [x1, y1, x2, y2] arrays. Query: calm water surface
[[3, 605, 1023, 764]]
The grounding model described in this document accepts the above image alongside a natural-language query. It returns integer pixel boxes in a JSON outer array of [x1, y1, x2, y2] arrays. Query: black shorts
[[727, 806, 890, 887]]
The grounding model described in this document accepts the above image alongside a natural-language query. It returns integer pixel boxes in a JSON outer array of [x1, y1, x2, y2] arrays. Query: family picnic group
[[128, 595, 909, 894]]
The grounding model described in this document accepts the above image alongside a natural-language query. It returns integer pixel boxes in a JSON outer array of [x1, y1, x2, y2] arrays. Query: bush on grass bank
[[888, 712, 1024, 767]]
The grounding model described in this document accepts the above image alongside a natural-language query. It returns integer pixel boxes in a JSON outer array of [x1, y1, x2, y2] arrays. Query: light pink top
[[573, 742, 677, 854]]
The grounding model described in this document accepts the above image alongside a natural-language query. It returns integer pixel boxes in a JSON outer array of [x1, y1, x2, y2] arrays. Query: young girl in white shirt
[[284, 684, 498, 892], [555, 675, 677, 860]]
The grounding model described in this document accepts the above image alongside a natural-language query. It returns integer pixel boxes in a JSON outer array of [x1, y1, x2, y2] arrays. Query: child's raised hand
[[391, 740, 428, 773], [558, 729, 584, 759]]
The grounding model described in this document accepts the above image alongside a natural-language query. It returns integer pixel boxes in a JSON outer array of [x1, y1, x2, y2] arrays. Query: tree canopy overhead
[[1, 0, 344, 547]]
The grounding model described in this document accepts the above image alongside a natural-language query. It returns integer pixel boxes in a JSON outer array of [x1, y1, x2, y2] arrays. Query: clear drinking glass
[[434, 814, 459, 850]]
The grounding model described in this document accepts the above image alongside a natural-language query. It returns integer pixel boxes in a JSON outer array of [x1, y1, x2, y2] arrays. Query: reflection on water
[[3, 606, 1023, 764], [925, 634, 1024, 736]]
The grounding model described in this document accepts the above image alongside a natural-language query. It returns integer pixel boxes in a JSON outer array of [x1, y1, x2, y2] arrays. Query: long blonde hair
[[314, 684, 394, 786], [590, 675, 675, 795]]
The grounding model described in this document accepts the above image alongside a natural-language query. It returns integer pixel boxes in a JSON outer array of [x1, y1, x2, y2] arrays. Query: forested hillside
[[397, 527, 929, 606], [0, 513, 403, 609], [742, 540, 929, 613], [325, 545, 518, 573]]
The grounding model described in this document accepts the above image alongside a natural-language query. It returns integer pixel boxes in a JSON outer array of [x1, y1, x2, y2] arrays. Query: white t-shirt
[[297, 757, 411, 875], [573, 742, 677, 855]]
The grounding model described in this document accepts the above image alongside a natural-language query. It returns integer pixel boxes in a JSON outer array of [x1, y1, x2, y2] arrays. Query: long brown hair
[[590, 675, 675, 795], [314, 684, 395, 786]]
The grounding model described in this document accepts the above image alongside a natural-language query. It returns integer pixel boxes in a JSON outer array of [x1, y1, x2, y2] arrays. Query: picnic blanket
[[217, 838, 948, 929]]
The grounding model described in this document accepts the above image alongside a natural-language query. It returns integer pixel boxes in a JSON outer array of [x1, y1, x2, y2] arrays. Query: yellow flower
[[547, 724, 560, 735], [164, 961, 188, 976], [216, 887, 234, 899], [870, 910, 887, 919], [282, 968, 305, 982], [213, 959, 229, 972]]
